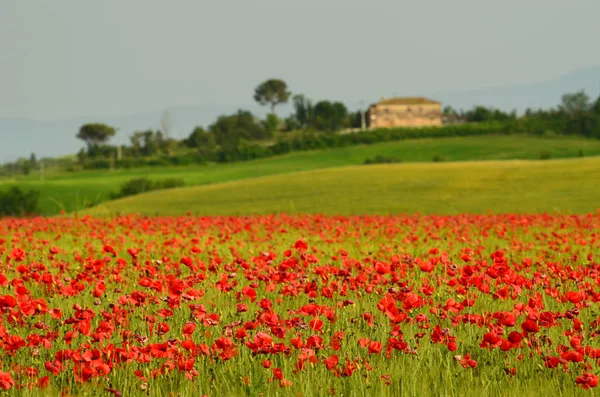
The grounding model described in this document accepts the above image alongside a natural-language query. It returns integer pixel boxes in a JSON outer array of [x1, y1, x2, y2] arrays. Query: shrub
[[83, 159, 111, 169], [363, 155, 402, 165], [66, 165, 81, 173], [157, 178, 186, 189], [540, 151, 552, 160], [271, 122, 512, 159], [432, 154, 444, 162], [0, 186, 40, 217], [111, 177, 185, 199]]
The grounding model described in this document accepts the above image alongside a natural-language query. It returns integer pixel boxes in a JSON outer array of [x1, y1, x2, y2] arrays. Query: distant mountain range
[[1, 65, 599, 163]]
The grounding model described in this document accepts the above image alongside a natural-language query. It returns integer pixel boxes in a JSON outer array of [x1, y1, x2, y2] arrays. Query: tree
[[254, 79, 291, 114], [185, 127, 217, 158], [209, 110, 265, 152], [313, 101, 348, 132], [142, 131, 159, 156], [129, 130, 173, 157], [18, 158, 31, 175], [29, 153, 38, 170], [442, 106, 459, 123], [263, 114, 280, 137], [283, 116, 299, 131], [77, 123, 116, 151], [467, 106, 494, 122], [130, 132, 144, 157], [292, 94, 314, 128], [443, 106, 457, 116], [592, 94, 600, 114], [558, 91, 594, 136], [347, 111, 363, 128], [560, 90, 591, 117]]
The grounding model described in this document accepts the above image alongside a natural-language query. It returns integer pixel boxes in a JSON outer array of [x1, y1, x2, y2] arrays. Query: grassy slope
[[3, 134, 600, 215], [88, 157, 600, 216]]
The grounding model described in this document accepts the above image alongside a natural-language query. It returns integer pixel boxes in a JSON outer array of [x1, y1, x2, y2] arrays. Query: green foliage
[[509, 110, 600, 139], [263, 113, 280, 137], [110, 177, 185, 199], [77, 123, 116, 150], [22, 161, 31, 175], [593, 96, 600, 114], [292, 95, 358, 131], [76, 118, 600, 169], [292, 94, 314, 128], [464, 106, 517, 122], [128, 130, 173, 157], [363, 155, 402, 164], [253, 79, 291, 113], [494, 90, 600, 139], [560, 90, 591, 116], [129, 131, 144, 156], [184, 127, 217, 159], [283, 115, 300, 131], [79, 152, 209, 170], [29, 153, 38, 169], [157, 178, 185, 189], [86, 144, 117, 159], [215, 140, 271, 163], [443, 105, 457, 116], [210, 110, 264, 145], [347, 110, 364, 129], [313, 101, 349, 132], [271, 122, 512, 157], [142, 130, 160, 156], [0, 186, 40, 216], [210, 110, 267, 157]]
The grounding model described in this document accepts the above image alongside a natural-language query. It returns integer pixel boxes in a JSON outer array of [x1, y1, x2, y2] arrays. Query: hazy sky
[[1, 0, 599, 120]]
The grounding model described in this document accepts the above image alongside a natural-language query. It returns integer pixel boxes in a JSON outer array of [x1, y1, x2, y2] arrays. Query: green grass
[[3, 134, 600, 215], [88, 157, 600, 216]]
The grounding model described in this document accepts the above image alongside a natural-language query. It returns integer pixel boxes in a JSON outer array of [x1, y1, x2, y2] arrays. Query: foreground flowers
[[0, 213, 598, 396]]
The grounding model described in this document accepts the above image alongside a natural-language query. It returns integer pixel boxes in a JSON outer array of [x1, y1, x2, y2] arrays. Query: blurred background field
[[88, 157, 600, 216], [2, 134, 600, 216]]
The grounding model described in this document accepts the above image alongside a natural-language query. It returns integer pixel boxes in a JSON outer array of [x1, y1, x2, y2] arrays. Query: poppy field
[[1, 213, 600, 396]]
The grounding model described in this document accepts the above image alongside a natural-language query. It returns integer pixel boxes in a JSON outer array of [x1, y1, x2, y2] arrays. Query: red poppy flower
[[576, 373, 599, 389]]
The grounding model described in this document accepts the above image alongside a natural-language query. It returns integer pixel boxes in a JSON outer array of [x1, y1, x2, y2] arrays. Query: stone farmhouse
[[368, 97, 442, 129]]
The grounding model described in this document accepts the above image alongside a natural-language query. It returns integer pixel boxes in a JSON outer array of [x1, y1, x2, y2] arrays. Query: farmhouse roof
[[375, 97, 441, 106]]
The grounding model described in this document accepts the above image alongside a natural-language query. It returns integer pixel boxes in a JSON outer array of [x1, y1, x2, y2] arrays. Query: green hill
[[88, 157, 600, 216], [3, 134, 600, 215]]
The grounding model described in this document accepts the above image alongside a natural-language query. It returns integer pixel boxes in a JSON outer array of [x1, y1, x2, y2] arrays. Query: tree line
[[444, 90, 600, 138], [2, 80, 600, 175], [68, 79, 363, 167]]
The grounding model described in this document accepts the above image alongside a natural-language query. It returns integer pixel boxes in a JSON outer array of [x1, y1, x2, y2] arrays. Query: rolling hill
[[3, 134, 600, 215], [87, 156, 600, 216]]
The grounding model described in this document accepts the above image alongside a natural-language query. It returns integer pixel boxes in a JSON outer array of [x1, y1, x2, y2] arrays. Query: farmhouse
[[368, 97, 442, 128]]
